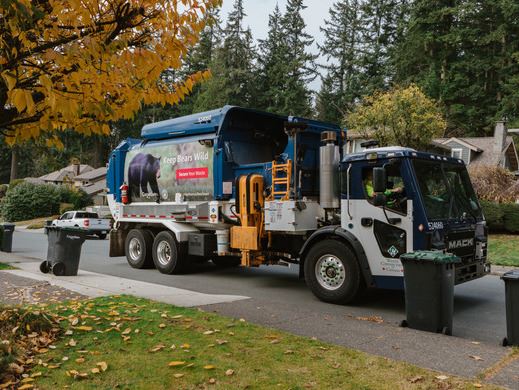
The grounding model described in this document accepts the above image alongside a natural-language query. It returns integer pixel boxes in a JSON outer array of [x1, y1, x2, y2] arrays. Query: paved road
[[10, 229, 508, 345], [7, 229, 519, 388]]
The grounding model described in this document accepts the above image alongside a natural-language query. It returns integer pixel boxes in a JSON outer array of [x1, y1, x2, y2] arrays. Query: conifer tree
[[194, 0, 256, 111], [317, 0, 363, 123]]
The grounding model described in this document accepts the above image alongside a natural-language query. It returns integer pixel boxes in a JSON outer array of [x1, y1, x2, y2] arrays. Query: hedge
[[480, 200, 519, 234], [0, 183, 92, 222]]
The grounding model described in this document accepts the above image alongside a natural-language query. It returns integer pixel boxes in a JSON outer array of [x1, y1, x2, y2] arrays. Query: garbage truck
[[106, 105, 489, 303]]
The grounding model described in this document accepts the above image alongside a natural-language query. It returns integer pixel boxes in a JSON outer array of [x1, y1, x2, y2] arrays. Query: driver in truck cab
[[363, 168, 405, 211]]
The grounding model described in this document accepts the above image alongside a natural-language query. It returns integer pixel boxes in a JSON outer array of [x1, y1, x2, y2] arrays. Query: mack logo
[[448, 238, 474, 249]]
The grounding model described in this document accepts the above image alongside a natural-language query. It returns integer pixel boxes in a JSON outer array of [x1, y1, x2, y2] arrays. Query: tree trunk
[[9, 146, 18, 182]]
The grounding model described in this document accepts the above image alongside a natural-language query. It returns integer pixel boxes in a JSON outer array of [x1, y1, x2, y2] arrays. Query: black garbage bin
[[502, 270, 519, 347], [400, 250, 460, 335], [44, 220, 53, 235], [40, 227, 86, 276], [0, 223, 15, 252]]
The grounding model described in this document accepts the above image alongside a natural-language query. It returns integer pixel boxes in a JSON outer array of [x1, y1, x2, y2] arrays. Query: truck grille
[[445, 229, 475, 258]]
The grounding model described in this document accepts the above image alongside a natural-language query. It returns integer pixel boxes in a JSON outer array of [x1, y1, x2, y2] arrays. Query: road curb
[[1, 261, 250, 307]]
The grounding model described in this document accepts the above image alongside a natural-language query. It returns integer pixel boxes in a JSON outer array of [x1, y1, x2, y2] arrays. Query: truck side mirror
[[372, 167, 387, 193], [373, 193, 387, 207]]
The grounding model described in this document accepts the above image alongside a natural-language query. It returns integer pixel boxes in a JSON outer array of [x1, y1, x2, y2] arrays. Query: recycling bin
[[400, 250, 460, 335], [502, 270, 519, 347], [40, 227, 86, 276], [0, 223, 15, 252]]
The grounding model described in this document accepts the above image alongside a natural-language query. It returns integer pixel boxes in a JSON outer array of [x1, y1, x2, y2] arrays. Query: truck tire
[[97, 233, 107, 240], [212, 256, 241, 268], [304, 240, 362, 304], [125, 229, 154, 269], [152, 231, 187, 274]]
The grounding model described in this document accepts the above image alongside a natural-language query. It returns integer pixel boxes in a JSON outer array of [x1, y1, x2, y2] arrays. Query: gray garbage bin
[[400, 250, 460, 335], [40, 227, 86, 276], [0, 223, 15, 252], [502, 270, 519, 347]]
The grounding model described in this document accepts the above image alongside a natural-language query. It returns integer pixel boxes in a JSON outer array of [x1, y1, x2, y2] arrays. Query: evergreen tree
[[256, 4, 287, 114], [395, 0, 519, 135], [194, 0, 257, 111], [278, 0, 317, 117], [358, 0, 403, 95], [317, 0, 363, 123]]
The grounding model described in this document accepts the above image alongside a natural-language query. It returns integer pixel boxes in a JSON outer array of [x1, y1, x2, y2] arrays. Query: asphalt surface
[[5, 229, 518, 388]]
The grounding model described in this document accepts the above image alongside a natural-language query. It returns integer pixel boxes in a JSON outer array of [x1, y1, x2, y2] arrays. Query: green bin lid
[[400, 250, 461, 264], [502, 270, 519, 281]]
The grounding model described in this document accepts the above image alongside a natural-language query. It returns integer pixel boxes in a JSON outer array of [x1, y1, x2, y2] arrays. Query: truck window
[[362, 162, 407, 214]]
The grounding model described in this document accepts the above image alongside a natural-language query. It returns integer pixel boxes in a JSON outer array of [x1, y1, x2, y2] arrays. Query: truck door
[[342, 159, 413, 285]]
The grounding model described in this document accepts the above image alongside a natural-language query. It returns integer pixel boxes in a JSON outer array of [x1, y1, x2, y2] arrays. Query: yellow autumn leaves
[[346, 84, 447, 151], [0, 0, 222, 144]]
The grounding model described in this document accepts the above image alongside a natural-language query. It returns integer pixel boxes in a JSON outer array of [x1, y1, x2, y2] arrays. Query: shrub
[[8, 179, 24, 189], [59, 202, 75, 214], [480, 201, 505, 231], [503, 203, 519, 233], [469, 166, 519, 203], [55, 185, 92, 209], [0, 182, 60, 222], [0, 184, 8, 199]]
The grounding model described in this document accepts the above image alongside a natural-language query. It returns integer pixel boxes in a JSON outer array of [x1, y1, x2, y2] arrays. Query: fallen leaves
[[355, 316, 384, 324], [225, 369, 235, 376], [203, 365, 215, 370], [149, 344, 165, 353], [409, 375, 424, 383], [168, 361, 186, 367], [469, 355, 484, 361]]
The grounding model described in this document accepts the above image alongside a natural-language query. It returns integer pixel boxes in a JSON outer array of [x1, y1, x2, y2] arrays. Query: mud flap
[[109, 229, 127, 257]]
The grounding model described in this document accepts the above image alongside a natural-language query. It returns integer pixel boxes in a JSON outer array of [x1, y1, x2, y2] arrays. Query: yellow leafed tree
[[0, 0, 220, 145]]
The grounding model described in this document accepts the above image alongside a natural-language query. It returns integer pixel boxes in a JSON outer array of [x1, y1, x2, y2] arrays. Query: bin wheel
[[52, 262, 66, 276], [125, 229, 154, 269], [399, 320, 408, 328], [502, 337, 508, 347], [152, 231, 186, 274], [304, 239, 363, 304], [441, 327, 451, 336], [39, 261, 50, 274], [212, 256, 241, 268]]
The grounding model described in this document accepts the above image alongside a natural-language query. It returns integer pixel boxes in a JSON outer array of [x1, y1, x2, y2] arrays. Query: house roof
[[39, 164, 93, 182], [435, 136, 519, 171], [81, 180, 106, 195], [75, 166, 107, 181], [437, 137, 484, 152]]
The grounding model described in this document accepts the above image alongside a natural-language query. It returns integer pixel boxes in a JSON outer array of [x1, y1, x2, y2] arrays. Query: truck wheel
[[152, 231, 186, 274], [212, 256, 241, 268], [97, 233, 107, 240], [304, 240, 362, 304], [125, 229, 154, 269]]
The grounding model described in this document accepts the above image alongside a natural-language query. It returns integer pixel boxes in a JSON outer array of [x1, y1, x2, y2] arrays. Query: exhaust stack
[[319, 131, 340, 209]]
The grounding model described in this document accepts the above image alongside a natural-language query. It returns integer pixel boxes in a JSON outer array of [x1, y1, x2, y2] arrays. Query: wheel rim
[[156, 240, 172, 266], [315, 255, 346, 290], [128, 237, 142, 261]]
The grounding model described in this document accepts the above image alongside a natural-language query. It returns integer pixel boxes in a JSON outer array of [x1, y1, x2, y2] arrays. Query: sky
[[220, 0, 336, 91]]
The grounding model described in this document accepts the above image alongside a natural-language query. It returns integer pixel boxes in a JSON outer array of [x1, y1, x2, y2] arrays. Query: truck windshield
[[412, 160, 482, 221]]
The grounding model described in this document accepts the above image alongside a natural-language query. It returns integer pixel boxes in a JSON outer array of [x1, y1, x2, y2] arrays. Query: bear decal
[[128, 153, 161, 202]]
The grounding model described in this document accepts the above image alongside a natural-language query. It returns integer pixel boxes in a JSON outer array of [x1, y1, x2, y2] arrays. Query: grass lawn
[[8, 295, 492, 390], [488, 235, 519, 267], [0, 262, 14, 270]]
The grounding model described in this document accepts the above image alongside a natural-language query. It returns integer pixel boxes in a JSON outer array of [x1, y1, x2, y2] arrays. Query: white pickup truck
[[52, 211, 111, 239]]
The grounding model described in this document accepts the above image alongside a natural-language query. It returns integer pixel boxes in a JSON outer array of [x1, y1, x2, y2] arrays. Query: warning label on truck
[[124, 141, 213, 202]]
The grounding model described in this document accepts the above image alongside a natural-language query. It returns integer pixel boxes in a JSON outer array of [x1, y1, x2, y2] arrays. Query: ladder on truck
[[269, 160, 292, 200]]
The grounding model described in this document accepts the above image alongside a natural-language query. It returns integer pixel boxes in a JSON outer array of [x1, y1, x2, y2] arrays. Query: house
[[435, 121, 519, 172], [346, 121, 519, 173], [38, 163, 94, 185], [74, 167, 108, 205]]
